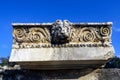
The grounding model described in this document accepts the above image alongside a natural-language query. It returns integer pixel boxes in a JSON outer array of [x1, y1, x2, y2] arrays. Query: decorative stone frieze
[[12, 20, 112, 48], [9, 20, 114, 69]]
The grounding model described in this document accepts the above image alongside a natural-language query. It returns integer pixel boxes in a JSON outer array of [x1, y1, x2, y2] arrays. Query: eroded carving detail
[[12, 20, 112, 48], [28, 28, 50, 43], [51, 20, 71, 44], [80, 27, 95, 42], [70, 26, 111, 43], [100, 26, 111, 37], [14, 27, 27, 43], [70, 27, 96, 43], [13, 27, 50, 43]]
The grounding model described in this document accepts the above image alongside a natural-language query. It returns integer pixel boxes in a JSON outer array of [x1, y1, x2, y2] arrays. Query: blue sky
[[0, 0, 120, 57]]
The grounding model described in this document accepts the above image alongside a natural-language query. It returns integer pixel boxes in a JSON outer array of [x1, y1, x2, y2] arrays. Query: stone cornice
[[12, 22, 112, 26]]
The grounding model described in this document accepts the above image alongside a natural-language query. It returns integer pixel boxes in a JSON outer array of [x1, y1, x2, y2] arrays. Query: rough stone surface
[[0, 68, 120, 80], [0, 76, 2, 80], [10, 47, 114, 61], [10, 47, 114, 69]]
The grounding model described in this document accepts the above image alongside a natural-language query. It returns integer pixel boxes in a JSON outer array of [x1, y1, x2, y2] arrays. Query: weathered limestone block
[[9, 20, 114, 69]]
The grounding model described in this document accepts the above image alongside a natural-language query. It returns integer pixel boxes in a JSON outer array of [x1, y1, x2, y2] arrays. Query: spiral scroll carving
[[100, 27, 111, 36], [80, 28, 95, 42], [13, 20, 112, 48], [28, 28, 50, 43], [13, 27, 50, 43], [14, 28, 26, 42], [14, 28, 25, 37], [29, 32, 41, 42]]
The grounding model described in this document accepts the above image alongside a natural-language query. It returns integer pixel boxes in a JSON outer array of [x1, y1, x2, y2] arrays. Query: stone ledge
[[12, 22, 112, 26], [9, 47, 114, 69], [9, 47, 114, 61]]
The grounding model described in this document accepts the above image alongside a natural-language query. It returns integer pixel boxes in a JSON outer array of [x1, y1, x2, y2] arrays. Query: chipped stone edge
[[12, 22, 112, 26]]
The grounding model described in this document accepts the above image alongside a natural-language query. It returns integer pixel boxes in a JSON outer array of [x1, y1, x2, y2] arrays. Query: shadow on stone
[[2, 68, 95, 80]]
